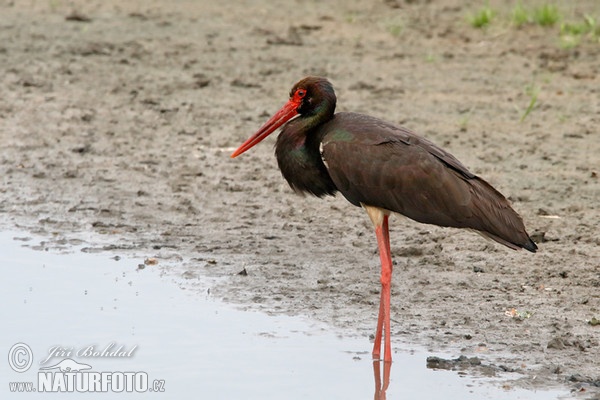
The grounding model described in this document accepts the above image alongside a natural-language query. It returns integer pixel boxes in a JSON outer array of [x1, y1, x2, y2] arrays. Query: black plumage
[[231, 76, 537, 363]]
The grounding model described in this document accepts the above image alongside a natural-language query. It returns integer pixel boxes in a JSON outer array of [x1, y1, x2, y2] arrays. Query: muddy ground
[[1, 0, 599, 396]]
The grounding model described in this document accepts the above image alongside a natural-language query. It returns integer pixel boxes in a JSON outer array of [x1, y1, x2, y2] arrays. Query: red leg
[[376, 215, 393, 363], [364, 205, 393, 363], [372, 287, 385, 359]]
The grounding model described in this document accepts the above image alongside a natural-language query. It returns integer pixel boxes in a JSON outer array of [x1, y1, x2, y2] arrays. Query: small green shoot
[[468, 5, 495, 29], [561, 15, 594, 35], [511, 2, 530, 27], [558, 113, 570, 123], [458, 116, 469, 132], [388, 24, 403, 37], [345, 11, 359, 24], [457, 108, 473, 132], [425, 53, 437, 63], [382, 16, 404, 38], [533, 4, 561, 27], [561, 14, 599, 37], [520, 83, 539, 123], [49, 0, 62, 11], [560, 14, 599, 47]]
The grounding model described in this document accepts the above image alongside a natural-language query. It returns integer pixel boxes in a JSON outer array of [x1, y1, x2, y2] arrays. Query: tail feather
[[478, 230, 538, 253], [469, 177, 537, 252]]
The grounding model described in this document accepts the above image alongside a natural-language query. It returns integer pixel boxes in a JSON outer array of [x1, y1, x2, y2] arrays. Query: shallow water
[[1, 231, 566, 399]]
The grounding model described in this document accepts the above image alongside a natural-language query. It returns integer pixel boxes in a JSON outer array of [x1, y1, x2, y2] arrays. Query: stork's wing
[[320, 112, 536, 252]]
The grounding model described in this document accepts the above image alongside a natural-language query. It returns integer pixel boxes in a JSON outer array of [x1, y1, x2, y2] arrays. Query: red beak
[[231, 98, 300, 158]]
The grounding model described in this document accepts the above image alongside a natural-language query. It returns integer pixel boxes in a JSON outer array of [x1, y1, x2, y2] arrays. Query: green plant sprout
[[533, 4, 561, 27], [520, 83, 539, 123], [560, 14, 599, 47], [512, 2, 530, 27], [468, 5, 495, 28]]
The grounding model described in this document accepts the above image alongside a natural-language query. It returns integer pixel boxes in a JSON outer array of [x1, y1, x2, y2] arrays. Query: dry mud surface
[[1, 0, 599, 396]]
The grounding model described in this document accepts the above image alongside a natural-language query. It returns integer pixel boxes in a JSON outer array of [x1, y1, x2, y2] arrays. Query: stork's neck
[[275, 101, 337, 198]]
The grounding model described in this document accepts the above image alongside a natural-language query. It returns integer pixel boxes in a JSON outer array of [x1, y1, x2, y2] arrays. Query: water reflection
[[0, 231, 570, 399], [373, 360, 391, 400]]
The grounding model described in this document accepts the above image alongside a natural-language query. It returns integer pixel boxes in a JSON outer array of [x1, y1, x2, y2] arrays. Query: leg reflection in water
[[373, 360, 391, 400]]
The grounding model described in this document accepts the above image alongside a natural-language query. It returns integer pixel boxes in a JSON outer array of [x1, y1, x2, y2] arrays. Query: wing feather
[[319, 112, 536, 251]]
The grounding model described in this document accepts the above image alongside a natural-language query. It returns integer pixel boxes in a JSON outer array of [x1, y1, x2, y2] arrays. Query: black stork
[[231, 76, 537, 363]]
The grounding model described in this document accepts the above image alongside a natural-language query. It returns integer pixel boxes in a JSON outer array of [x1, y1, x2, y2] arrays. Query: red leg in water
[[364, 206, 393, 362], [373, 359, 392, 400]]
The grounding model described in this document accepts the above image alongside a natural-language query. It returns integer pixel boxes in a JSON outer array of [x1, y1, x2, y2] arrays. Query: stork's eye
[[296, 89, 306, 98]]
